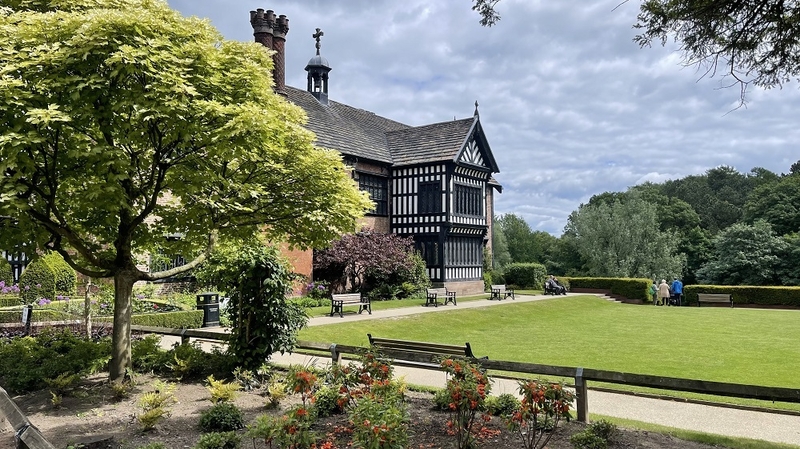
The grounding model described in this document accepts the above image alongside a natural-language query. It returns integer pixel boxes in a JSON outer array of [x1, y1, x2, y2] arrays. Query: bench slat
[[330, 293, 371, 317], [368, 334, 478, 361], [697, 293, 733, 308]]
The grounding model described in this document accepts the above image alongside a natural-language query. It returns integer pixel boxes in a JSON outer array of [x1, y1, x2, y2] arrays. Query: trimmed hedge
[[19, 258, 56, 304], [503, 263, 547, 289], [42, 252, 77, 296], [96, 310, 204, 328], [0, 308, 75, 323], [683, 285, 800, 307], [0, 258, 12, 285], [0, 294, 22, 308], [564, 277, 650, 301]]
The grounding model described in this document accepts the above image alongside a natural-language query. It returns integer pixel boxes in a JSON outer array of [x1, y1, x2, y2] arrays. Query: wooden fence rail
[[130, 326, 800, 422]]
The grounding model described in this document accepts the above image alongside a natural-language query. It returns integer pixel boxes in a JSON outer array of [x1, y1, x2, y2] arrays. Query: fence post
[[575, 367, 588, 423], [0, 386, 56, 449], [180, 329, 189, 346], [330, 343, 342, 365]]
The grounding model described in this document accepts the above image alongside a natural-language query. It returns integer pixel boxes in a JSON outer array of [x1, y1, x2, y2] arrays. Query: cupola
[[305, 28, 332, 105]]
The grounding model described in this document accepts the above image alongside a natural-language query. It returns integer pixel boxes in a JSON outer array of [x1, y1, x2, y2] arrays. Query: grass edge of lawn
[[592, 414, 800, 449]]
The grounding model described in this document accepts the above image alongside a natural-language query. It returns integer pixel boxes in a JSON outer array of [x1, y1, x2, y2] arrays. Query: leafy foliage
[[19, 258, 56, 304], [744, 174, 800, 236], [193, 431, 241, 449], [0, 258, 13, 285], [565, 195, 685, 280], [505, 380, 574, 449], [0, 0, 370, 380], [196, 242, 308, 372], [205, 375, 241, 404], [696, 221, 786, 285], [635, 0, 800, 102], [440, 358, 491, 449], [314, 230, 429, 297], [0, 328, 110, 393], [42, 251, 77, 295], [503, 263, 547, 289], [198, 402, 245, 433]]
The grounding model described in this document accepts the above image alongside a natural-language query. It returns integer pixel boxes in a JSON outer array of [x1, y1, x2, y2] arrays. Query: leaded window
[[414, 236, 440, 267], [358, 173, 388, 216], [454, 184, 482, 216], [418, 181, 441, 214]]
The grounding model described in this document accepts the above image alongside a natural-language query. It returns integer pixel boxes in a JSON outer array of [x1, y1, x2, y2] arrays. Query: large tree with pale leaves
[[565, 195, 685, 279], [0, 0, 371, 381]]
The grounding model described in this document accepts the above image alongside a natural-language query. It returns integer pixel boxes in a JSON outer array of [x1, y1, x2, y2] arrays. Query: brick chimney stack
[[249, 8, 289, 95], [272, 14, 289, 94]]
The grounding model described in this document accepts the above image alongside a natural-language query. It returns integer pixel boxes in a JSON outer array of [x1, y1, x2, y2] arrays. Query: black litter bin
[[196, 292, 220, 327]]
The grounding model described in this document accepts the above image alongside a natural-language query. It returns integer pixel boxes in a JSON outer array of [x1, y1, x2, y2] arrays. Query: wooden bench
[[425, 287, 457, 307], [697, 293, 733, 308], [330, 293, 371, 317], [367, 333, 483, 368], [490, 284, 515, 300]]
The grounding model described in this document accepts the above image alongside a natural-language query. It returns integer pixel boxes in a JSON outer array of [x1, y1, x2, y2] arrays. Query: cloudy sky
[[168, 0, 800, 235]]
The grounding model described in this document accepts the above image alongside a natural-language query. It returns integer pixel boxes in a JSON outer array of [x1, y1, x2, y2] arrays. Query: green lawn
[[298, 295, 800, 389]]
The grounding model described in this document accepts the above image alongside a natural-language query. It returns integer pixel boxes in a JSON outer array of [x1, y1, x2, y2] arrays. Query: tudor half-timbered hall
[[251, 9, 502, 295]]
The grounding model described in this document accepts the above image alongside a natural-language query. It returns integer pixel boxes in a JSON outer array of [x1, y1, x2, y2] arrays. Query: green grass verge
[[298, 295, 800, 411], [594, 414, 800, 449]]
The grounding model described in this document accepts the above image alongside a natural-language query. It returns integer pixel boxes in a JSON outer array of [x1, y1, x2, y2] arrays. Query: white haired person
[[657, 279, 671, 306]]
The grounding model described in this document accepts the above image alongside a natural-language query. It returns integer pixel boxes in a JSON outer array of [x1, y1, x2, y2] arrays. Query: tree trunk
[[84, 279, 92, 339], [109, 272, 136, 381]]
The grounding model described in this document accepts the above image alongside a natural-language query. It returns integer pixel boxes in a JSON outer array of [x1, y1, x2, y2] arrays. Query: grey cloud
[[168, 0, 800, 234]]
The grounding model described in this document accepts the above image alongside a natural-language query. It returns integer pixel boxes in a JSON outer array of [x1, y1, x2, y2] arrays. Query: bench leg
[[330, 301, 343, 318]]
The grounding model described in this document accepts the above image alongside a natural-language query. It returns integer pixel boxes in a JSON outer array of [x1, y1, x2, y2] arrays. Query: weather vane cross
[[312, 28, 324, 55]]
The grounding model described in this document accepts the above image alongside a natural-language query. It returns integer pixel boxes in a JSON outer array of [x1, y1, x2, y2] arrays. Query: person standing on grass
[[658, 279, 670, 306], [671, 276, 683, 306], [649, 281, 658, 305]]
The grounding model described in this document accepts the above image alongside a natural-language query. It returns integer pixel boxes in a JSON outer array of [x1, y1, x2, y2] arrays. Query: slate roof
[[386, 118, 476, 167], [286, 86, 494, 170], [285, 87, 409, 164]]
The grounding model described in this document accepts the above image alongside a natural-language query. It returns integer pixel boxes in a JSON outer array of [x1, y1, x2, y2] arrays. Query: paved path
[[189, 293, 800, 447]]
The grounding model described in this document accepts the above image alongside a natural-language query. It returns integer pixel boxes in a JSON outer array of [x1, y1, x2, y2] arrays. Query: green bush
[[41, 252, 77, 296], [289, 296, 327, 308], [0, 328, 110, 393], [193, 431, 240, 449], [570, 432, 607, 449], [503, 263, 547, 289], [570, 419, 617, 449], [130, 336, 235, 379], [313, 385, 344, 417], [19, 258, 56, 304], [132, 335, 171, 373], [0, 258, 13, 285], [485, 393, 520, 417], [563, 277, 650, 300], [587, 419, 617, 441], [432, 388, 451, 411], [198, 402, 245, 432]]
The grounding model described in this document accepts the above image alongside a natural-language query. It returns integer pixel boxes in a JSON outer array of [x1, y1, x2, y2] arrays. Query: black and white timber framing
[[257, 20, 502, 290]]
